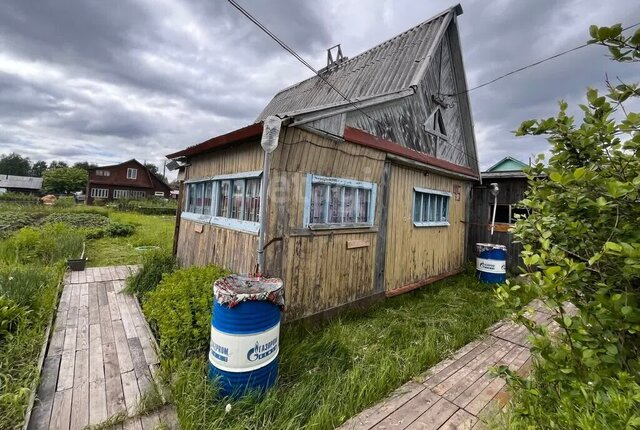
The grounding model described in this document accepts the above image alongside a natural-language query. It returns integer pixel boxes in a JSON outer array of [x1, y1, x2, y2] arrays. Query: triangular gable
[[486, 156, 527, 172]]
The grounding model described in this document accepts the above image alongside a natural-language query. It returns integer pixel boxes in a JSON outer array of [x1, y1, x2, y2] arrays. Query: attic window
[[424, 107, 447, 141]]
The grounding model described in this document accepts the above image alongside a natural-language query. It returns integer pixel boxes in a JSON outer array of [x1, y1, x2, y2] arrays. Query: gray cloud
[[0, 0, 638, 174]]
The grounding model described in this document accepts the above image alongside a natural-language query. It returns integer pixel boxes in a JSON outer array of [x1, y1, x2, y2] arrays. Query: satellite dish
[[261, 116, 282, 154]]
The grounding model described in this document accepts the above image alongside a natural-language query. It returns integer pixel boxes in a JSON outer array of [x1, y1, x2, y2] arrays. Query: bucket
[[208, 275, 284, 396], [476, 243, 507, 283]]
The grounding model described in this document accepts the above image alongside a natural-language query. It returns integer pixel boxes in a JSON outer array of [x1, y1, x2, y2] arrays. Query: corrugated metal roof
[[257, 7, 457, 121], [0, 174, 43, 190]]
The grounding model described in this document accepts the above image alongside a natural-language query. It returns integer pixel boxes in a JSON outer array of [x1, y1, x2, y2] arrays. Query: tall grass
[[0, 223, 84, 265], [161, 272, 504, 429], [0, 264, 63, 430]]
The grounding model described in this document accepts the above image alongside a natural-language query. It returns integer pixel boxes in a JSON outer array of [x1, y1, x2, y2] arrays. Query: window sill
[[413, 221, 450, 228], [306, 223, 375, 231], [181, 212, 259, 235]]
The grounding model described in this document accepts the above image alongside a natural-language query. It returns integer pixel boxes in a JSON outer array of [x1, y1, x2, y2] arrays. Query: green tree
[[495, 24, 640, 429], [48, 160, 68, 170], [42, 167, 88, 194], [0, 153, 31, 176], [145, 162, 167, 184], [30, 160, 48, 177], [73, 161, 97, 170]]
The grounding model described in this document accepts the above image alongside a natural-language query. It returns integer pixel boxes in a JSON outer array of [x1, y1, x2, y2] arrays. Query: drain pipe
[[256, 116, 282, 275], [489, 183, 499, 238]]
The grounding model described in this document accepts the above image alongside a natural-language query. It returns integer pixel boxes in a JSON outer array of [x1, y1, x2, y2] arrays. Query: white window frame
[[113, 189, 129, 199], [489, 203, 528, 225], [154, 191, 165, 197], [126, 168, 137, 180], [303, 174, 377, 229], [413, 187, 451, 227], [181, 171, 262, 235], [90, 188, 109, 199], [131, 190, 146, 199], [96, 170, 110, 177]]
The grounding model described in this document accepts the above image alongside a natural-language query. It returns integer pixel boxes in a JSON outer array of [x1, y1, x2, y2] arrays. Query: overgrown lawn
[[162, 272, 503, 430]]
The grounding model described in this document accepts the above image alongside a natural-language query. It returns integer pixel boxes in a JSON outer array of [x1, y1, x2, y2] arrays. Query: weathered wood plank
[[70, 349, 89, 430], [89, 323, 104, 383], [28, 355, 61, 430], [56, 351, 75, 391], [47, 327, 65, 357], [128, 337, 152, 392], [440, 408, 477, 429], [108, 290, 122, 321], [375, 389, 441, 429], [104, 342, 126, 416], [121, 370, 140, 416], [116, 293, 138, 339], [62, 327, 77, 353], [89, 379, 108, 425], [339, 382, 426, 430], [112, 320, 135, 373], [405, 397, 458, 430], [48, 389, 72, 430], [88, 284, 100, 325], [423, 337, 497, 388]]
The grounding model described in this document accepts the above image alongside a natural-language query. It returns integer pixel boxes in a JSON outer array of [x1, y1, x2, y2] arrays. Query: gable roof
[[88, 159, 171, 191], [0, 174, 43, 190], [257, 4, 462, 121], [485, 156, 528, 172]]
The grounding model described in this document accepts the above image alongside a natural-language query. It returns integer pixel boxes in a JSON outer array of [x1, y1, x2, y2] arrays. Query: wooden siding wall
[[384, 163, 469, 292], [266, 127, 386, 320], [467, 178, 528, 272], [176, 140, 263, 270]]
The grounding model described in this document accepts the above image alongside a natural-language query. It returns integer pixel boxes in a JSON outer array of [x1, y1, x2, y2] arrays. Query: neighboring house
[[467, 156, 530, 271], [167, 4, 480, 320], [85, 159, 171, 204], [0, 174, 43, 194]]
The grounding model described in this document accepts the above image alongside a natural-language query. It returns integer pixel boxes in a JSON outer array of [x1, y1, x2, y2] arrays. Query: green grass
[[162, 272, 504, 430], [86, 212, 175, 267]]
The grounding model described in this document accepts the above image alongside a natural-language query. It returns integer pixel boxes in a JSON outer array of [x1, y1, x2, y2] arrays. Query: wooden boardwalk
[[338, 301, 559, 430], [28, 266, 177, 430]]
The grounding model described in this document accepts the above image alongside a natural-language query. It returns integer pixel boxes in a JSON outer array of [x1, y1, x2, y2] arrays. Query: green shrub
[[144, 265, 229, 359], [0, 212, 42, 237], [104, 221, 135, 237], [125, 250, 176, 298], [41, 212, 109, 228], [53, 196, 75, 208], [0, 295, 28, 341], [0, 192, 40, 203]]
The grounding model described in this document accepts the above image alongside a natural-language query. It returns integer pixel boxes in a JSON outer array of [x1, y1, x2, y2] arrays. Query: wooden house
[[85, 159, 171, 204], [467, 156, 530, 271], [0, 174, 43, 194], [167, 4, 480, 320]]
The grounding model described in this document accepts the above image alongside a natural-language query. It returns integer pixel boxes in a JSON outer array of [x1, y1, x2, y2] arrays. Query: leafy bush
[[104, 221, 135, 237], [126, 249, 175, 298], [41, 212, 109, 228], [144, 265, 229, 359], [0, 295, 28, 341], [495, 25, 640, 429]]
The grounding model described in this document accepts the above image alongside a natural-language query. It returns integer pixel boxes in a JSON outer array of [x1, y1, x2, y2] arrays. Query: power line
[[445, 21, 640, 97]]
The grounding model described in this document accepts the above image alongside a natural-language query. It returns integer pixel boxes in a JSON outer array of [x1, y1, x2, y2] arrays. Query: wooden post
[[172, 179, 184, 256]]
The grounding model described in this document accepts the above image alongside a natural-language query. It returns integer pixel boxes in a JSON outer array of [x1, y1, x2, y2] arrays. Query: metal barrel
[[475, 243, 507, 283], [208, 297, 281, 396]]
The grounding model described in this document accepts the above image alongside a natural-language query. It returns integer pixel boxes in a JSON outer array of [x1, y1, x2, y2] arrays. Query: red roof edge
[[343, 127, 479, 179], [166, 122, 263, 159]]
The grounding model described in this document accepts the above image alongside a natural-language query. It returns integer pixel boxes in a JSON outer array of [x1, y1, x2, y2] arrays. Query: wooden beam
[[385, 268, 465, 297]]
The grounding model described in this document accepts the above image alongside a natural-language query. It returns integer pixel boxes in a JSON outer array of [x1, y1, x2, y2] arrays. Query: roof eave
[[166, 122, 264, 159]]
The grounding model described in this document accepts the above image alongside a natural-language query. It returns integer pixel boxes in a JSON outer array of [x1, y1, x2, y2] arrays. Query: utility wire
[[445, 21, 640, 97]]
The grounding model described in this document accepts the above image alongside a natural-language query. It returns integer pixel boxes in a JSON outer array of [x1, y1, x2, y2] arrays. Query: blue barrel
[[208, 276, 283, 397], [476, 243, 507, 283]]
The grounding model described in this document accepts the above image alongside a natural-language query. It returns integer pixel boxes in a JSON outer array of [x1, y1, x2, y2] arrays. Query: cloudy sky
[[1, 0, 639, 174]]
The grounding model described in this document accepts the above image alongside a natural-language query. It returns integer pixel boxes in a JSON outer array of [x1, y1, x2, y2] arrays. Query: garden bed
[[137, 264, 504, 430]]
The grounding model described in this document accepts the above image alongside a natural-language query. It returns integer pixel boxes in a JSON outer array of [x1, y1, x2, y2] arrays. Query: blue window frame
[[182, 171, 262, 234], [413, 187, 450, 227], [303, 174, 377, 229]]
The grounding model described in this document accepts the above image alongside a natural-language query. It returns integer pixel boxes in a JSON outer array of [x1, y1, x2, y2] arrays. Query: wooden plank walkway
[[28, 265, 177, 430], [338, 300, 560, 430]]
